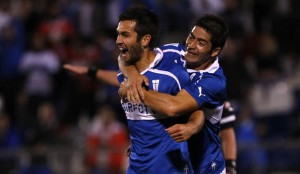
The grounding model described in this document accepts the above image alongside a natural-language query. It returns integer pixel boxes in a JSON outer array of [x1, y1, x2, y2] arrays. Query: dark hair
[[194, 14, 229, 50], [119, 6, 160, 48]]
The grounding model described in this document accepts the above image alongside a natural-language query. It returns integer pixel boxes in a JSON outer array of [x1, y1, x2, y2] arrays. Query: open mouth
[[120, 48, 128, 55]]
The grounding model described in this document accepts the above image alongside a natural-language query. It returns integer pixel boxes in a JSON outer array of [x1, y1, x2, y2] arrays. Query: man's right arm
[[63, 64, 119, 86], [64, 57, 149, 101]]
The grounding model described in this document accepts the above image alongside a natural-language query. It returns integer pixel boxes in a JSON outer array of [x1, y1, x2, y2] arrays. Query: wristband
[[87, 67, 97, 79], [226, 160, 237, 174]]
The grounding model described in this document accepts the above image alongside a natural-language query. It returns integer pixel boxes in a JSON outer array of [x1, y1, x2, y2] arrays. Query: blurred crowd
[[1, 0, 300, 173]]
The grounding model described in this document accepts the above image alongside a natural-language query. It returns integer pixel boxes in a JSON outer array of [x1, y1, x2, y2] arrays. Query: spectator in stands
[[84, 104, 129, 174]]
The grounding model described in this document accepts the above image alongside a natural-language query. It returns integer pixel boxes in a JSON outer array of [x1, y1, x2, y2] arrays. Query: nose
[[186, 38, 197, 48], [187, 39, 197, 49], [116, 34, 124, 45]]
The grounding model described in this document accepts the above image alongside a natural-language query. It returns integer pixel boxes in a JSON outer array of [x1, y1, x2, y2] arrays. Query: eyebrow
[[190, 32, 208, 44], [116, 30, 130, 35]]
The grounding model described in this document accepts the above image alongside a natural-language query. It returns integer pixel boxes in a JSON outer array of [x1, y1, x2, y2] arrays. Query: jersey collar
[[140, 48, 163, 74]]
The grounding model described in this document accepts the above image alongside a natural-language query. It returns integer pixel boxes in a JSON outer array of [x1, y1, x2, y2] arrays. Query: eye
[[197, 40, 208, 47], [198, 41, 206, 46], [118, 31, 130, 38]]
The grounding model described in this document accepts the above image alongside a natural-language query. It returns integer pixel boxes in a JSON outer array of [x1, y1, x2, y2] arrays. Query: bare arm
[[63, 64, 119, 86], [220, 127, 237, 174], [220, 128, 237, 160], [219, 101, 237, 174], [220, 101, 237, 161], [166, 110, 205, 142], [95, 69, 119, 86], [142, 89, 199, 117]]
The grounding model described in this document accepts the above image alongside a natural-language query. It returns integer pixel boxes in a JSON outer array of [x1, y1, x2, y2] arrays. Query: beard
[[185, 52, 211, 70], [126, 43, 144, 65]]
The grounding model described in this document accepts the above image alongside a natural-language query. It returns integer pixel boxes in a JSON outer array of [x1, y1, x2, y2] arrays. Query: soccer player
[[146, 99, 237, 174], [113, 6, 194, 174], [220, 101, 237, 174], [119, 14, 229, 174], [64, 14, 231, 174], [64, 60, 238, 173]]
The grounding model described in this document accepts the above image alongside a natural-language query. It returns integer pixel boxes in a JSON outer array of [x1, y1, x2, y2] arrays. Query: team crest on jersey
[[152, 79, 159, 91]]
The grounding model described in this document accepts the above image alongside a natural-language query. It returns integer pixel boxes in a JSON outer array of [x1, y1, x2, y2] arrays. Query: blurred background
[[0, 0, 300, 173]]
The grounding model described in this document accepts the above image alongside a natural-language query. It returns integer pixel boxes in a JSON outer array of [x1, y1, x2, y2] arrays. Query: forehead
[[116, 20, 137, 33], [190, 26, 212, 42]]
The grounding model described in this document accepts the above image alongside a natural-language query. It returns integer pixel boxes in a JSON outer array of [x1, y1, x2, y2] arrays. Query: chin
[[185, 62, 194, 69], [120, 54, 129, 61]]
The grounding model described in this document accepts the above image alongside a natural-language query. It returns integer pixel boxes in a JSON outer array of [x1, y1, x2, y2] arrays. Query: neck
[[135, 49, 156, 72]]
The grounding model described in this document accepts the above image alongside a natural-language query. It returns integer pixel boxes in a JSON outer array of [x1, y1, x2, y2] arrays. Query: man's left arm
[[166, 110, 205, 142]]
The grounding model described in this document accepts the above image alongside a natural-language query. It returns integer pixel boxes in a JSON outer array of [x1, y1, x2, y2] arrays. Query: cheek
[[131, 43, 143, 53], [185, 53, 198, 63], [199, 54, 211, 64]]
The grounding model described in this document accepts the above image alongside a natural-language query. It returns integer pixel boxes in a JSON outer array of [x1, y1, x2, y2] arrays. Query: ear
[[141, 34, 151, 47], [211, 47, 221, 57]]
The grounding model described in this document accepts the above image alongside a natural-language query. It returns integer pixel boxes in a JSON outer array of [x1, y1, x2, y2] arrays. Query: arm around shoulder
[[142, 89, 198, 117]]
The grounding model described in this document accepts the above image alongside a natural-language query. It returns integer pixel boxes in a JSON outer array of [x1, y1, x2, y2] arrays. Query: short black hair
[[119, 6, 160, 48], [194, 14, 229, 50]]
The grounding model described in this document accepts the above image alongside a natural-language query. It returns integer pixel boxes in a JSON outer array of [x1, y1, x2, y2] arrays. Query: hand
[[126, 74, 149, 104], [226, 167, 237, 174], [63, 64, 88, 75], [226, 160, 237, 174], [119, 80, 128, 101], [165, 124, 194, 142]]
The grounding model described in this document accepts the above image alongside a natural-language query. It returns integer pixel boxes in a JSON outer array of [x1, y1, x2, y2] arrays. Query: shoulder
[[152, 59, 190, 90], [189, 70, 226, 94], [158, 56, 189, 78], [161, 43, 185, 52], [161, 43, 185, 58], [184, 70, 226, 107], [155, 61, 189, 82], [159, 43, 186, 67], [202, 72, 226, 90]]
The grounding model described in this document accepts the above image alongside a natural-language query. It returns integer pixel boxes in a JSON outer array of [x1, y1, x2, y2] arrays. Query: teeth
[[119, 48, 127, 53]]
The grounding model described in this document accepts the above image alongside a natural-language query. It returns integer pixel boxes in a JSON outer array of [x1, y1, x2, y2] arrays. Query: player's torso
[[162, 43, 226, 173], [118, 48, 193, 174]]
